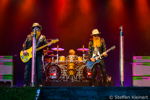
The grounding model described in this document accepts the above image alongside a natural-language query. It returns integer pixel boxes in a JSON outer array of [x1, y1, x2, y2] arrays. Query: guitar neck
[[36, 44, 48, 52], [95, 48, 112, 59]]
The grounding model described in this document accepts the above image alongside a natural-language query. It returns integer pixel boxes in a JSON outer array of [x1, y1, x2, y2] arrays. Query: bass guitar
[[20, 38, 59, 63], [86, 46, 116, 69]]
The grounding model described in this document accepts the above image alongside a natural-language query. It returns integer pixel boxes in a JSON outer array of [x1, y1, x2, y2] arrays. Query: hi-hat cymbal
[[51, 47, 64, 51], [77, 48, 89, 51], [43, 50, 53, 53]]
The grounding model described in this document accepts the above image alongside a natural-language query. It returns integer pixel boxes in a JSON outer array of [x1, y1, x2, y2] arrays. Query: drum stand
[[76, 65, 86, 81], [59, 65, 68, 81], [66, 75, 77, 82]]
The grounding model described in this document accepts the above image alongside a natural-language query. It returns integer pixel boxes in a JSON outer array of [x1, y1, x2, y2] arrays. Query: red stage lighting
[[87, 72, 92, 76], [50, 73, 57, 76], [53, 73, 56, 76]]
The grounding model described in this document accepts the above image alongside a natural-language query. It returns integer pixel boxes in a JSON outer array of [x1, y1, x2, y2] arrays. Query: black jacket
[[23, 34, 48, 56]]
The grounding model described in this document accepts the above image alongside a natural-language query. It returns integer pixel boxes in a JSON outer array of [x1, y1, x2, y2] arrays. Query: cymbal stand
[[76, 65, 85, 81], [67, 75, 77, 82], [42, 55, 45, 72], [42, 51, 49, 71], [82, 45, 85, 61], [56, 45, 59, 65], [51, 57, 54, 65], [59, 65, 67, 81]]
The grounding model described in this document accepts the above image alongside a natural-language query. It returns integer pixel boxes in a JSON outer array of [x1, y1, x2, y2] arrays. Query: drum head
[[83, 66, 96, 80], [46, 65, 61, 80]]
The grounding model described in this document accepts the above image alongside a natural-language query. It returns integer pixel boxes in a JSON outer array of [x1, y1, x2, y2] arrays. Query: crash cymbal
[[45, 58, 52, 62], [51, 47, 64, 51], [77, 48, 89, 51], [43, 50, 53, 53]]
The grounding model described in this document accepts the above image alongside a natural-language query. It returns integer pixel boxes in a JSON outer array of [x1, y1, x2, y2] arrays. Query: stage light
[[87, 72, 92, 76], [50, 73, 57, 76], [53, 73, 56, 76]]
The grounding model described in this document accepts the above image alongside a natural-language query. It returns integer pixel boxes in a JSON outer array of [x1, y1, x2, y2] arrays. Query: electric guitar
[[20, 38, 59, 63], [86, 46, 116, 69]]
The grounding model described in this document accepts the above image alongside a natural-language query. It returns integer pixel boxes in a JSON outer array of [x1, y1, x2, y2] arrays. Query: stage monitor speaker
[[0, 56, 13, 86], [132, 56, 150, 86]]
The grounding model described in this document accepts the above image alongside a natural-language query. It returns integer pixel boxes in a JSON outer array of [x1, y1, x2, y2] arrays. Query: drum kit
[[42, 45, 91, 82]]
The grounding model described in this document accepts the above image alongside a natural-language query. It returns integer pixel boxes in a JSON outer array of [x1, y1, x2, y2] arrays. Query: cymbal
[[77, 48, 89, 51], [45, 58, 52, 62], [43, 50, 53, 53], [51, 47, 64, 51], [48, 54, 57, 57]]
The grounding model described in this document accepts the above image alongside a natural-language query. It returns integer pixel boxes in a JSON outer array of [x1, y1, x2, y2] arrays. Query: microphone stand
[[31, 28, 36, 87], [119, 26, 124, 86]]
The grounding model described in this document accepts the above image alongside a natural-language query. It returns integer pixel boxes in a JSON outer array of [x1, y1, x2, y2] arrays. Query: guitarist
[[88, 29, 107, 87], [22, 23, 51, 87]]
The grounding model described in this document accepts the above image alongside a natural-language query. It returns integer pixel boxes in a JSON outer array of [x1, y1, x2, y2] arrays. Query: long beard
[[31, 31, 41, 39], [93, 37, 101, 47]]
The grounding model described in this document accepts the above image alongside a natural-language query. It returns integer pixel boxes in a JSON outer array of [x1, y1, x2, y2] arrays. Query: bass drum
[[45, 65, 61, 80], [83, 66, 97, 80]]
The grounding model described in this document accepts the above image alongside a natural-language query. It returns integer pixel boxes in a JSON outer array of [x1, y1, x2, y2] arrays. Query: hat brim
[[31, 25, 42, 30], [91, 32, 101, 36]]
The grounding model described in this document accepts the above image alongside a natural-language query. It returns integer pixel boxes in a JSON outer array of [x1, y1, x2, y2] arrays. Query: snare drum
[[77, 56, 83, 65], [58, 56, 66, 65]]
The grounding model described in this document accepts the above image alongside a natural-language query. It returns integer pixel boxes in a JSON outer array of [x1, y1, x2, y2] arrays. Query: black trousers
[[92, 60, 106, 85], [24, 55, 42, 86]]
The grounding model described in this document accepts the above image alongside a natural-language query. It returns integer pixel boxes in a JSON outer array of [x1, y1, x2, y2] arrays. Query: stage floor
[[38, 86, 150, 100], [43, 80, 113, 87]]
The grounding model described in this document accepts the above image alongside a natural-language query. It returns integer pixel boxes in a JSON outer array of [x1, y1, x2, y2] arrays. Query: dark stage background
[[0, 0, 150, 86]]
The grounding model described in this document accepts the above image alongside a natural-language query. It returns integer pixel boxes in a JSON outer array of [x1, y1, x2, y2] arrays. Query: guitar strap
[[36, 35, 44, 47]]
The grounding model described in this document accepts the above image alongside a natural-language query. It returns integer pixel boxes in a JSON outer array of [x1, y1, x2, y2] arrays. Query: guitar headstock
[[50, 38, 59, 44], [110, 46, 116, 50]]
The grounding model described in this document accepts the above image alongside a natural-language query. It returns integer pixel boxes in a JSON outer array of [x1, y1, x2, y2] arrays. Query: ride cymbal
[[51, 47, 64, 51], [77, 48, 89, 51]]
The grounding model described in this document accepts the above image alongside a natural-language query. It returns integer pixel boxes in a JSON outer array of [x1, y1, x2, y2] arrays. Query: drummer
[[66, 49, 78, 62]]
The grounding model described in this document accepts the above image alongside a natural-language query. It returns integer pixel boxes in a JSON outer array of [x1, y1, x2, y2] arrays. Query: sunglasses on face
[[32, 27, 40, 31], [93, 35, 99, 37]]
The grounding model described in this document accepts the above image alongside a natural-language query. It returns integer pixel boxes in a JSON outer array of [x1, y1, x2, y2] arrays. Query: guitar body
[[86, 46, 116, 69], [86, 56, 100, 69], [20, 47, 33, 63]]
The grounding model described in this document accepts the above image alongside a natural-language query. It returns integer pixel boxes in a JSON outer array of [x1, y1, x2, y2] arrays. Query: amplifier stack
[[132, 56, 150, 86], [0, 56, 13, 87]]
